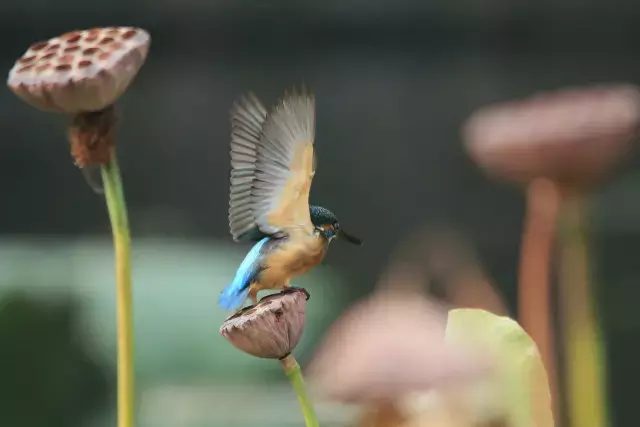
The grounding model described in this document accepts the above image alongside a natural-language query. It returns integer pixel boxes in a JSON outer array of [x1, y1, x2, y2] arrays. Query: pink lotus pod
[[7, 27, 150, 114], [306, 285, 493, 403], [463, 84, 640, 187]]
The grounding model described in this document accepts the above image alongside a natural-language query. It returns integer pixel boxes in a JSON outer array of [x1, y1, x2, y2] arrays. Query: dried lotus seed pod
[[463, 84, 640, 187], [7, 27, 150, 114]]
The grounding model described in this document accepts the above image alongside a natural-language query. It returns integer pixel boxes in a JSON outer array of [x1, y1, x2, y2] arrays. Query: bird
[[219, 87, 363, 311]]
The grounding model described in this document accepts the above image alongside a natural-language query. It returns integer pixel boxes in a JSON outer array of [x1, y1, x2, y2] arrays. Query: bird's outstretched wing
[[229, 93, 268, 242], [228, 87, 317, 242]]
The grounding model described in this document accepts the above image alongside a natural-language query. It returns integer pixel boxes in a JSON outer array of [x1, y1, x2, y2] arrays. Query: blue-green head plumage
[[310, 205, 363, 245]]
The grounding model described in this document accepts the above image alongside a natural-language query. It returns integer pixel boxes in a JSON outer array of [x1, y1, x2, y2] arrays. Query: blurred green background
[[0, 238, 355, 427]]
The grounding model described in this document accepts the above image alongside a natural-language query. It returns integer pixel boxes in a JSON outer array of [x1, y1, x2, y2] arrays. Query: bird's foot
[[282, 286, 310, 301], [248, 289, 259, 306]]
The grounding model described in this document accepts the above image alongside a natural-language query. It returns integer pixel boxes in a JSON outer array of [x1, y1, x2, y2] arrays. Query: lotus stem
[[558, 194, 609, 427], [101, 153, 135, 427], [518, 177, 560, 419], [281, 354, 320, 427]]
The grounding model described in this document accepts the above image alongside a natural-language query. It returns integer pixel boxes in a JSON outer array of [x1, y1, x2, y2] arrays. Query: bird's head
[[310, 205, 363, 246]]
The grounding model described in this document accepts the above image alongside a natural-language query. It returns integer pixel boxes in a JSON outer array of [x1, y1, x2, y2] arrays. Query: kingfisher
[[219, 87, 363, 311]]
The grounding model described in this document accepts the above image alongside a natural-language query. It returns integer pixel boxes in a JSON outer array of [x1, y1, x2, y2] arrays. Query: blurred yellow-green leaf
[[445, 308, 553, 427]]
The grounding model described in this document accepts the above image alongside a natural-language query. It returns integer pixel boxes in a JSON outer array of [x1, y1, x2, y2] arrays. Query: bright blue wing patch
[[219, 237, 270, 310]]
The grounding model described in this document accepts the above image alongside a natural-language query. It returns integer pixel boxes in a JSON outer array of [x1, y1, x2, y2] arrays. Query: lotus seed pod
[[220, 288, 309, 359], [463, 84, 640, 187], [307, 287, 492, 403], [7, 27, 150, 114]]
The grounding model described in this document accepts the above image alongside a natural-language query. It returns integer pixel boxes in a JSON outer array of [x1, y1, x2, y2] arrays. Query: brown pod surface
[[7, 27, 150, 114]]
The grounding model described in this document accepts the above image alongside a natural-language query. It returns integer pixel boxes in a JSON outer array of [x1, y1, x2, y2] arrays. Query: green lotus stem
[[281, 354, 320, 427], [101, 154, 135, 427], [558, 195, 609, 427]]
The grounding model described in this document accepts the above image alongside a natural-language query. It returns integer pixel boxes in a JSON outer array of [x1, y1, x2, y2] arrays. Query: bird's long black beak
[[340, 229, 363, 246]]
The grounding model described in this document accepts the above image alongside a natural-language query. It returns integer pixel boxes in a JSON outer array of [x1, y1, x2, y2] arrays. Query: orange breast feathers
[[257, 235, 328, 289]]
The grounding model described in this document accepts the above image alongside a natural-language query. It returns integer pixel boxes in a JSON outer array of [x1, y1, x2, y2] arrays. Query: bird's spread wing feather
[[253, 88, 316, 236], [229, 93, 268, 242], [228, 88, 317, 241]]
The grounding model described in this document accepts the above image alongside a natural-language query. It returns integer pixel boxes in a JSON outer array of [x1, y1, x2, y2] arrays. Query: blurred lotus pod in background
[[219, 288, 308, 359], [348, 309, 553, 427], [307, 268, 493, 403], [463, 84, 640, 188], [308, 226, 552, 427]]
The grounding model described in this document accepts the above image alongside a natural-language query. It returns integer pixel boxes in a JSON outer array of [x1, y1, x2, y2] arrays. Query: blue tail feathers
[[218, 237, 270, 311], [219, 285, 251, 311]]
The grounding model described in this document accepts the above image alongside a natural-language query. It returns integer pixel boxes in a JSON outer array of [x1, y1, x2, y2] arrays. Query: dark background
[[1, 1, 639, 426]]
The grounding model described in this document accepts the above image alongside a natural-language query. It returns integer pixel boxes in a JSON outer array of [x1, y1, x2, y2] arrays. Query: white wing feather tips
[[228, 93, 268, 241]]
